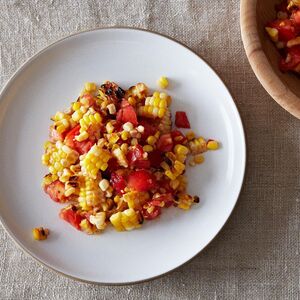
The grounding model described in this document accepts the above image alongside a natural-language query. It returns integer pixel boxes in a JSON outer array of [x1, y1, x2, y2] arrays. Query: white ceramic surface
[[0, 28, 246, 284]]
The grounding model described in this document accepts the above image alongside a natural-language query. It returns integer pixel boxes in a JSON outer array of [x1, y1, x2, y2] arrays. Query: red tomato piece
[[138, 119, 157, 141], [116, 104, 138, 126], [171, 130, 187, 145], [150, 193, 174, 208], [59, 206, 84, 230], [110, 172, 127, 194], [148, 150, 163, 168], [268, 19, 297, 42], [127, 145, 150, 169], [44, 180, 68, 203], [64, 125, 94, 155], [127, 170, 156, 192], [157, 133, 173, 152], [142, 206, 161, 220], [280, 45, 300, 71], [175, 111, 191, 128]]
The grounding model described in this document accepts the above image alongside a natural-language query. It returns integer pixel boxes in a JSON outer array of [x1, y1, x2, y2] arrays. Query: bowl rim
[[240, 0, 300, 119]]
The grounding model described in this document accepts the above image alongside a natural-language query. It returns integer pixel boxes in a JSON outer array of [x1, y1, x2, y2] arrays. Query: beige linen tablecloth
[[0, 0, 299, 299]]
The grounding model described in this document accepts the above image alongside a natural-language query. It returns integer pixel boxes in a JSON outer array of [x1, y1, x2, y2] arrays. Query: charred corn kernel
[[207, 140, 219, 150], [147, 135, 157, 145], [106, 122, 114, 134], [165, 170, 177, 180], [84, 82, 97, 92], [123, 122, 133, 132], [120, 143, 128, 153], [157, 76, 169, 89], [137, 125, 144, 133], [121, 131, 129, 140], [107, 103, 116, 114], [193, 154, 204, 164], [143, 145, 153, 152], [42, 173, 58, 187], [99, 179, 110, 191], [110, 208, 141, 231], [174, 160, 185, 173], [112, 147, 128, 167], [176, 194, 194, 210], [89, 212, 106, 230], [188, 137, 207, 154], [160, 161, 170, 170], [75, 131, 89, 142], [32, 227, 49, 241], [265, 27, 279, 42], [80, 144, 111, 178], [186, 131, 195, 141], [174, 144, 189, 155], [80, 219, 96, 234], [170, 179, 180, 190], [131, 138, 138, 146]]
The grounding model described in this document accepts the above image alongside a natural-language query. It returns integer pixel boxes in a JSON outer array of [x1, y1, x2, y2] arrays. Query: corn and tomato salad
[[41, 79, 218, 234], [265, 0, 300, 73]]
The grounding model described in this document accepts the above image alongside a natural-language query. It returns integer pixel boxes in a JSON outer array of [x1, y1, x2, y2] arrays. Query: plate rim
[[0, 26, 247, 285]]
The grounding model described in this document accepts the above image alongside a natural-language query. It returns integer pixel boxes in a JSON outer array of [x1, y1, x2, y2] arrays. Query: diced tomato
[[142, 206, 161, 220], [171, 130, 187, 145], [268, 19, 297, 42], [157, 133, 173, 152], [44, 180, 68, 203], [64, 125, 94, 155], [120, 100, 130, 108], [127, 145, 150, 169], [59, 206, 84, 230], [148, 150, 163, 168], [138, 119, 157, 141], [127, 170, 156, 192], [279, 45, 300, 71], [49, 126, 64, 142], [116, 104, 138, 126], [110, 172, 127, 194], [150, 193, 174, 208], [175, 111, 191, 128], [157, 178, 173, 193]]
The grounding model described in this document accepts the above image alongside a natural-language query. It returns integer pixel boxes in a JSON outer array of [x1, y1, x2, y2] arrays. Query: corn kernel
[[120, 143, 128, 153], [32, 227, 49, 241], [174, 144, 189, 155], [84, 82, 97, 92], [121, 131, 129, 140], [143, 145, 153, 152], [186, 131, 195, 141], [99, 179, 110, 191], [265, 27, 279, 42], [128, 96, 136, 106], [107, 103, 116, 114], [165, 170, 177, 180], [123, 122, 134, 132], [157, 76, 169, 89], [106, 122, 114, 133], [137, 125, 145, 133], [75, 131, 89, 142], [160, 161, 170, 170], [147, 136, 157, 145], [194, 154, 204, 164], [207, 140, 219, 150], [131, 138, 138, 146]]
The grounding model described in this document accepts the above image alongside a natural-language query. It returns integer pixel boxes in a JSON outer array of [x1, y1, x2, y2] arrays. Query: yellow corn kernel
[[112, 147, 128, 168], [89, 212, 106, 230], [84, 82, 97, 92], [160, 161, 170, 170], [174, 160, 185, 173], [32, 227, 49, 241], [165, 170, 177, 180], [80, 219, 96, 234], [121, 131, 130, 141], [131, 138, 138, 146], [170, 179, 180, 190], [265, 27, 279, 42], [72, 101, 81, 111], [110, 212, 125, 231], [75, 131, 89, 142], [147, 136, 157, 145], [157, 76, 169, 89], [174, 144, 189, 155], [108, 133, 120, 144], [186, 131, 195, 141], [106, 121, 114, 134], [72, 110, 83, 122], [207, 140, 219, 150], [128, 96, 136, 106], [193, 154, 204, 164], [158, 108, 166, 118], [120, 143, 128, 153], [143, 145, 153, 152]]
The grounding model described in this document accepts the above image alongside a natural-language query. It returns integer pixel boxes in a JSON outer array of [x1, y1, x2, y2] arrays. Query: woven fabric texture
[[0, 0, 299, 299]]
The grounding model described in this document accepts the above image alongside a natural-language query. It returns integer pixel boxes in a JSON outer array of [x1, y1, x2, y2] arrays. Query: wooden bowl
[[240, 0, 300, 118]]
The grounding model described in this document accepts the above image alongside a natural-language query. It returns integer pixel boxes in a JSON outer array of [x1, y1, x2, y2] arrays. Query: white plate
[[0, 28, 246, 284]]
